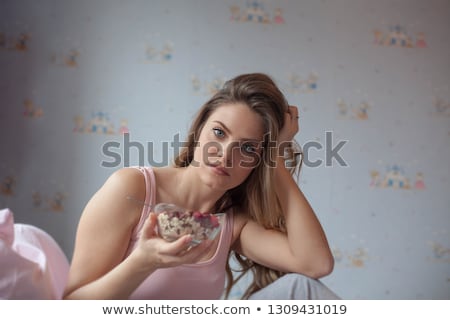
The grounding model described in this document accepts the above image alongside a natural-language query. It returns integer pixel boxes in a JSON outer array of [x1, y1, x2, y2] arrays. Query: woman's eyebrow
[[212, 120, 261, 143]]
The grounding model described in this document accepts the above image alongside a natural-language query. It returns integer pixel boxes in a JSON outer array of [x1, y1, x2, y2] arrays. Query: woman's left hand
[[278, 105, 299, 147]]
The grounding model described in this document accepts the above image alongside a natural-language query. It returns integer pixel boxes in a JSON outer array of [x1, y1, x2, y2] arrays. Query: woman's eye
[[241, 143, 256, 154], [213, 128, 225, 138]]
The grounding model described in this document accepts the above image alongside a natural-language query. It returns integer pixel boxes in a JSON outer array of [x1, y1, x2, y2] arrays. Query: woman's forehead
[[208, 103, 265, 139]]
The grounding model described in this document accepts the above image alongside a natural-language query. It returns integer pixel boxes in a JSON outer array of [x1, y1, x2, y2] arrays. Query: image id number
[[268, 304, 347, 315]]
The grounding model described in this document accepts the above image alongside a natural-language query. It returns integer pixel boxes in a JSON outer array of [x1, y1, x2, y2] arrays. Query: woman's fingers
[[287, 105, 299, 120], [139, 213, 215, 267], [159, 234, 193, 255], [161, 235, 213, 255], [141, 212, 158, 239], [154, 237, 214, 267], [280, 106, 299, 143]]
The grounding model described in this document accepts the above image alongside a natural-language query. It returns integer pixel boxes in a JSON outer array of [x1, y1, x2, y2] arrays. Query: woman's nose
[[207, 143, 221, 156], [223, 141, 240, 167], [208, 141, 235, 166]]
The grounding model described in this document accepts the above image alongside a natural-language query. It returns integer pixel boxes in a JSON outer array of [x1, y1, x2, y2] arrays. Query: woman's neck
[[155, 166, 225, 213]]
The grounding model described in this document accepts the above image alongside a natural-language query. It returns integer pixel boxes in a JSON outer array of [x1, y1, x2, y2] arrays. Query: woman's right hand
[[131, 212, 213, 271]]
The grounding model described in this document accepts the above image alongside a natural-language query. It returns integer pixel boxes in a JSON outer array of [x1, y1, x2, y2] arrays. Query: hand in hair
[[278, 105, 300, 156]]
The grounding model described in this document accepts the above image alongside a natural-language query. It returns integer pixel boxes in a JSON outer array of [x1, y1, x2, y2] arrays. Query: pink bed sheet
[[0, 208, 69, 299]]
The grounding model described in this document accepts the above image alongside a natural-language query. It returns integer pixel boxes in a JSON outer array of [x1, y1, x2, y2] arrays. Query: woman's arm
[[63, 168, 149, 299], [273, 155, 334, 277], [234, 106, 334, 278], [64, 168, 212, 299], [234, 164, 334, 279]]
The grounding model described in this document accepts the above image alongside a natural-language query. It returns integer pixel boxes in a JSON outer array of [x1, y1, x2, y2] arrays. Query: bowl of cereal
[[154, 203, 224, 245]]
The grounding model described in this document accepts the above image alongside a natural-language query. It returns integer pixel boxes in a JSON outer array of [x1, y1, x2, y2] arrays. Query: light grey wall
[[1, 0, 449, 299]]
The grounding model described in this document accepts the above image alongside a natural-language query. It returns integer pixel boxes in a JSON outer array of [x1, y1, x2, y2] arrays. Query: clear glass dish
[[154, 203, 225, 245]]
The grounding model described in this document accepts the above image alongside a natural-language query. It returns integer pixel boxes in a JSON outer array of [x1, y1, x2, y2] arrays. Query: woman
[[63, 73, 339, 299]]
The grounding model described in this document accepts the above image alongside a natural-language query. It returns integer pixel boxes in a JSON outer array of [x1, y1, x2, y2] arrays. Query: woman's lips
[[208, 164, 230, 176]]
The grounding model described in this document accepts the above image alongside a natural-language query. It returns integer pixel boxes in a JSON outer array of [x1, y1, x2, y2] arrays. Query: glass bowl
[[154, 203, 225, 245]]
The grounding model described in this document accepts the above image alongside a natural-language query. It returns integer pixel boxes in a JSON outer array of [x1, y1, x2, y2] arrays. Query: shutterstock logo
[[100, 132, 349, 168], [101, 133, 185, 168], [302, 131, 348, 167]]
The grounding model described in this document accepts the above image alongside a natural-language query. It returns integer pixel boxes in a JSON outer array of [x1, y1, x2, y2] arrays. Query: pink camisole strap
[[126, 167, 234, 299]]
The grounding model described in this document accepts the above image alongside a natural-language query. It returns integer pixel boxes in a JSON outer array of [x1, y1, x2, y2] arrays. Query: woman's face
[[192, 103, 265, 191]]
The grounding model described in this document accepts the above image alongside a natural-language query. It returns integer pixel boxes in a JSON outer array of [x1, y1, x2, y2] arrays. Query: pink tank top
[[125, 167, 233, 299]]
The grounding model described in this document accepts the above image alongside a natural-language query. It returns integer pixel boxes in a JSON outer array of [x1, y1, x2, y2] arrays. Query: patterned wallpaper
[[0, 0, 449, 299]]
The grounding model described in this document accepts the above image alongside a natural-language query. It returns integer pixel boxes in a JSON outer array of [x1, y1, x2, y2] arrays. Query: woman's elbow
[[316, 252, 335, 278], [316, 254, 334, 278], [298, 253, 335, 279]]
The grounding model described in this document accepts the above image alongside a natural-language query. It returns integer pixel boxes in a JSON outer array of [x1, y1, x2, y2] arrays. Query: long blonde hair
[[173, 73, 302, 299]]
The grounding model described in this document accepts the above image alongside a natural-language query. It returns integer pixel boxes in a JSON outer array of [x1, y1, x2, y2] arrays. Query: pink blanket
[[0, 208, 69, 299]]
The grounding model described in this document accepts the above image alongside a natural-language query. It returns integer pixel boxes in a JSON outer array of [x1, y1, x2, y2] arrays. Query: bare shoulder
[[81, 167, 147, 232], [106, 167, 146, 196]]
